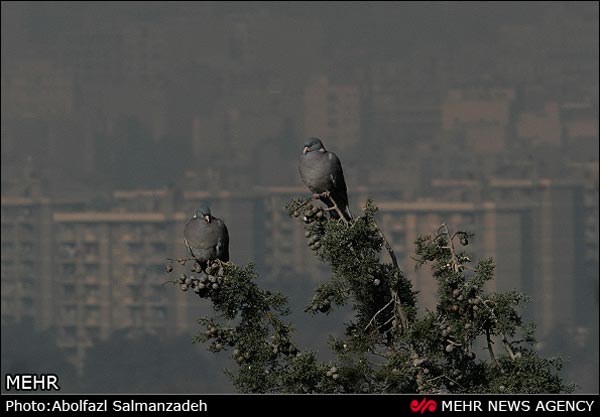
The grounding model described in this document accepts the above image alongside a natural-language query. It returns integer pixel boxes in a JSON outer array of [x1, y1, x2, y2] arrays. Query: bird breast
[[184, 219, 220, 250], [300, 152, 334, 193]]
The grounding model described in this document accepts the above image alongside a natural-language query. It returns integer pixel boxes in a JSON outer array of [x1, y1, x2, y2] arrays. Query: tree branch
[[485, 327, 499, 368], [372, 216, 399, 271], [323, 195, 350, 224], [501, 333, 518, 361], [437, 223, 460, 273], [167, 256, 197, 263], [364, 299, 394, 331], [391, 289, 408, 330], [369, 211, 409, 331]]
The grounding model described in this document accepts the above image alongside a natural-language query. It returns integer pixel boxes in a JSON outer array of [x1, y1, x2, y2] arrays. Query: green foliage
[[168, 198, 572, 393]]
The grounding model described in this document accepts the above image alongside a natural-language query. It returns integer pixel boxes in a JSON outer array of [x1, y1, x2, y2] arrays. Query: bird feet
[[213, 259, 228, 267], [313, 191, 331, 200]]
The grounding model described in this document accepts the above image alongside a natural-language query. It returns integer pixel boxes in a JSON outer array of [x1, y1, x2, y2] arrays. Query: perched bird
[[184, 205, 229, 270], [299, 137, 351, 220]]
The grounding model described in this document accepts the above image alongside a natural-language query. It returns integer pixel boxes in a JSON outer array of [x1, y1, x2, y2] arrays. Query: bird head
[[303, 137, 325, 154], [194, 205, 212, 223]]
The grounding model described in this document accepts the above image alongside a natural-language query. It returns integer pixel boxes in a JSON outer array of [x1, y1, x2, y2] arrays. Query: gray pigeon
[[184, 205, 229, 269], [299, 138, 351, 220]]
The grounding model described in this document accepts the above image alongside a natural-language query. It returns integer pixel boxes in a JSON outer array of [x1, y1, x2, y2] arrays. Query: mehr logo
[[5, 374, 60, 391], [410, 397, 437, 414]]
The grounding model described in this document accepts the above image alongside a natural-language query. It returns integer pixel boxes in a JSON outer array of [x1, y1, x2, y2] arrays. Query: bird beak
[[303, 146, 309, 154], [204, 215, 211, 223]]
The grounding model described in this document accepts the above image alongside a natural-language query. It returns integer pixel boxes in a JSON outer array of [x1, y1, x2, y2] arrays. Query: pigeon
[[184, 205, 229, 270], [299, 137, 351, 220]]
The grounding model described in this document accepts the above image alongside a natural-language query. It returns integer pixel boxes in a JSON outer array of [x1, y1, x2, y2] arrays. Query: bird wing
[[328, 152, 351, 219], [184, 237, 195, 257], [215, 219, 230, 262], [329, 152, 348, 196]]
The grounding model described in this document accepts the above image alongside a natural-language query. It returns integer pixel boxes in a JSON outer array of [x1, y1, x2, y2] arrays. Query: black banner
[[1, 394, 598, 414]]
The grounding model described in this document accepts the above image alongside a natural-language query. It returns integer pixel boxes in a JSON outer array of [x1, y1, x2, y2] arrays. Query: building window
[[62, 263, 76, 276]]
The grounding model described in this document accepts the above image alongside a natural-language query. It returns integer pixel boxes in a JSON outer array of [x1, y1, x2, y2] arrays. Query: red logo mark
[[410, 398, 437, 413]]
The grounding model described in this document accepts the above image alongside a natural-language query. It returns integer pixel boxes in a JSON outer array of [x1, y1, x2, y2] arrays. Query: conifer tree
[[168, 198, 572, 393]]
